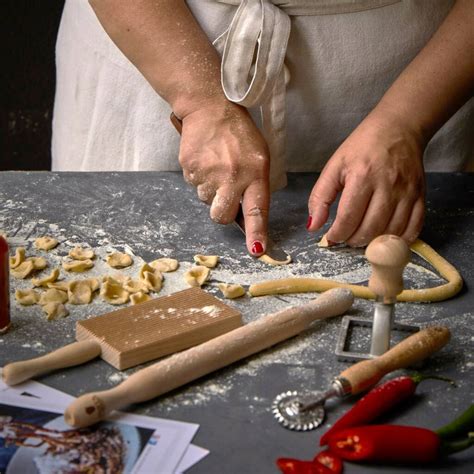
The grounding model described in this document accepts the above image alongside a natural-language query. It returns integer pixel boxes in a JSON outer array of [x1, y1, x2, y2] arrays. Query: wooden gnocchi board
[[76, 287, 242, 369]]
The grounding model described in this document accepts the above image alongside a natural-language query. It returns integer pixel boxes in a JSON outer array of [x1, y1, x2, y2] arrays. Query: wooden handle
[[340, 326, 451, 394], [64, 288, 354, 427], [2, 340, 101, 386], [366, 235, 410, 299]]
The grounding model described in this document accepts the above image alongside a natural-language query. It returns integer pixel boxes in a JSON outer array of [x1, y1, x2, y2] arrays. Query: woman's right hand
[[178, 101, 271, 256]]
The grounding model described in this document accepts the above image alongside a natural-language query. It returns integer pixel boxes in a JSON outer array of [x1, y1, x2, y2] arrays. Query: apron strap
[[213, 0, 290, 191]]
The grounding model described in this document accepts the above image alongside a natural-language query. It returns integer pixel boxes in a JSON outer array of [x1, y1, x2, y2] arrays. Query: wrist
[[171, 89, 230, 120], [178, 99, 250, 127], [365, 102, 427, 150]]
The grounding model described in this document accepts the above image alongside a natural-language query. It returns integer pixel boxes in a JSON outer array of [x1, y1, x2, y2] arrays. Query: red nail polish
[[306, 215, 312, 230], [252, 241, 264, 255]]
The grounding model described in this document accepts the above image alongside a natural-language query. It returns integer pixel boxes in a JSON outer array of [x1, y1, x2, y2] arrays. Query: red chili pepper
[[320, 374, 453, 446], [277, 457, 334, 474], [313, 450, 343, 473], [328, 425, 440, 463]]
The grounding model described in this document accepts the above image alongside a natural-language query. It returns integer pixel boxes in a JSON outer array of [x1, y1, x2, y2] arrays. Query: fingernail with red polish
[[251, 241, 264, 255], [306, 215, 313, 230]]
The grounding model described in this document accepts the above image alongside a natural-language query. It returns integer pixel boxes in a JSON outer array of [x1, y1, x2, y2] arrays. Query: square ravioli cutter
[[335, 235, 420, 362]]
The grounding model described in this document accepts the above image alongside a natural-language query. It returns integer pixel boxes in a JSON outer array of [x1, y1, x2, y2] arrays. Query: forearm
[[89, 0, 226, 118], [370, 0, 474, 145]]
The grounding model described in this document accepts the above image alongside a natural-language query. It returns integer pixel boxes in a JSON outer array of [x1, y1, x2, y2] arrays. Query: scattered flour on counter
[[4, 221, 471, 411], [21, 342, 44, 349], [108, 372, 129, 384], [162, 378, 235, 410]]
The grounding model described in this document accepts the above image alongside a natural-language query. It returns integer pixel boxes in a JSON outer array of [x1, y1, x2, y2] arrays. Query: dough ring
[[249, 239, 463, 303]]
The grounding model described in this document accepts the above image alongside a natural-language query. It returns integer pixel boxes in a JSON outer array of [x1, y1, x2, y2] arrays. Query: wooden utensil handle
[[64, 288, 354, 427], [2, 340, 101, 386], [366, 235, 410, 299], [340, 326, 451, 394]]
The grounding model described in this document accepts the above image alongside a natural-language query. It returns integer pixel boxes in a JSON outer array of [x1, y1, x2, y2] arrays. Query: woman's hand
[[307, 113, 425, 246], [179, 101, 271, 256]]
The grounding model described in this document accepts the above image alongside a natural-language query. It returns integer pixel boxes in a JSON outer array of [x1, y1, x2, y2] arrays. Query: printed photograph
[[0, 402, 156, 474]]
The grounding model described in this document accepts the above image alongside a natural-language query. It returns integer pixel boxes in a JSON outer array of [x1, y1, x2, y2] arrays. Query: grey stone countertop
[[0, 171, 473, 473]]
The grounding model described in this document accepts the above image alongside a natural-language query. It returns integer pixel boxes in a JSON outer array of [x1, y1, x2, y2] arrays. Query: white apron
[[52, 0, 473, 182]]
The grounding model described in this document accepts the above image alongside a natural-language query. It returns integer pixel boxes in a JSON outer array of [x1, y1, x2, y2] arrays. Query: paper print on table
[[0, 401, 154, 473], [0, 378, 204, 473]]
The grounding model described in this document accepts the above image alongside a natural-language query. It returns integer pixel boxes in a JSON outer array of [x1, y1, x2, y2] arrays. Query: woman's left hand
[[307, 113, 426, 246]]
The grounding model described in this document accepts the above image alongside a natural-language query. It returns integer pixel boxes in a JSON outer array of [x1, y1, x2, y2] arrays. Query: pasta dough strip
[[249, 239, 462, 303]]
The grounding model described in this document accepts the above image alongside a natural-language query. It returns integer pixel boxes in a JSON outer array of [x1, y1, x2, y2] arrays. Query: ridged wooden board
[[76, 287, 242, 369]]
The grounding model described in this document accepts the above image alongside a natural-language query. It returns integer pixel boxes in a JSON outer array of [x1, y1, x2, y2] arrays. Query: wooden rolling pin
[[2, 341, 101, 386], [64, 287, 354, 427]]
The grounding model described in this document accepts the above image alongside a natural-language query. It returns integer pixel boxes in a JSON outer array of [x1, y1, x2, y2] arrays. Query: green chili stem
[[440, 435, 474, 456], [411, 373, 456, 387], [436, 405, 474, 440]]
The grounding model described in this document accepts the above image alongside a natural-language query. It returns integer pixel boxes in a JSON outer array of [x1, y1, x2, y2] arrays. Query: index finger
[[242, 178, 270, 256]]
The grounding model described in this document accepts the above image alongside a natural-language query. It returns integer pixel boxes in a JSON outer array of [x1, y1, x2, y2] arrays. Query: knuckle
[[244, 206, 268, 218], [197, 185, 214, 202], [210, 208, 234, 225], [309, 191, 331, 208], [178, 150, 192, 168]]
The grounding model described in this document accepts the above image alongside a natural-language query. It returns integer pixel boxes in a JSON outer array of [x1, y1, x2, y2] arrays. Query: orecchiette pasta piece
[[102, 274, 129, 286], [138, 263, 163, 292], [34, 236, 59, 251], [9, 247, 26, 269], [218, 283, 246, 299], [47, 281, 71, 291], [130, 292, 152, 305], [10, 260, 35, 279], [317, 234, 330, 248], [69, 246, 95, 261], [38, 288, 68, 306], [63, 259, 94, 272], [193, 255, 219, 268], [123, 279, 149, 294], [184, 266, 210, 287], [68, 280, 94, 305], [42, 302, 69, 321], [84, 278, 101, 292], [100, 281, 130, 305], [149, 258, 179, 273], [106, 252, 133, 268], [142, 271, 163, 292], [15, 289, 40, 306], [258, 254, 292, 266], [32, 268, 60, 287], [138, 263, 162, 280], [29, 257, 48, 270]]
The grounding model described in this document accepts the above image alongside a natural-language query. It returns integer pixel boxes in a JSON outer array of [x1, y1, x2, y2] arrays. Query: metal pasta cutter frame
[[335, 314, 420, 362], [335, 235, 421, 362]]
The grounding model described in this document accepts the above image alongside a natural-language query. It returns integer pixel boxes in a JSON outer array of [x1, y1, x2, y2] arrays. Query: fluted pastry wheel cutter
[[272, 325, 450, 430], [335, 235, 420, 362]]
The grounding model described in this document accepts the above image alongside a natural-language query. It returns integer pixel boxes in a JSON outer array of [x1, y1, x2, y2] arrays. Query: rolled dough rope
[[249, 239, 463, 303], [64, 287, 354, 427]]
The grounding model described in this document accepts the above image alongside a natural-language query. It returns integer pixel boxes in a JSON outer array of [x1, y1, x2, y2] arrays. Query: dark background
[[1, 1, 65, 171]]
